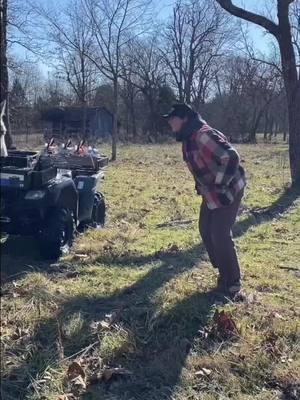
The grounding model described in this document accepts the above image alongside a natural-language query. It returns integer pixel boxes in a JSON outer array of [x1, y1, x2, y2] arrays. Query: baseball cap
[[162, 103, 196, 119]]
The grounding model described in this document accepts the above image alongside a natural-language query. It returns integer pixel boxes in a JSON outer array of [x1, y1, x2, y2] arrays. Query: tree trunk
[[0, 0, 13, 148], [286, 83, 300, 186], [268, 118, 274, 141], [264, 112, 269, 142], [82, 100, 87, 140], [283, 107, 288, 142], [111, 77, 118, 161], [128, 93, 137, 139], [283, 129, 287, 142], [130, 104, 137, 139], [278, 36, 300, 185], [125, 109, 129, 139]]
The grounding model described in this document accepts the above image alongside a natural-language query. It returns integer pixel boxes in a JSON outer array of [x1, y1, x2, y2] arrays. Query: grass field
[[1, 142, 300, 400]]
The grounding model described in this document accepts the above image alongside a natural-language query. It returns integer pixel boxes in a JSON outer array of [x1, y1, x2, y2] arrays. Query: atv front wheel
[[37, 208, 74, 259]]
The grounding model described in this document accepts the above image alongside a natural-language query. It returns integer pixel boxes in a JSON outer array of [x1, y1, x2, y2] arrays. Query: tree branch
[[215, 0, 280, 37]]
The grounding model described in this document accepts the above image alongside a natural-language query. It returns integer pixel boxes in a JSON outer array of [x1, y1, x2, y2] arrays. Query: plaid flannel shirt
[[182, 122, 246, 209]]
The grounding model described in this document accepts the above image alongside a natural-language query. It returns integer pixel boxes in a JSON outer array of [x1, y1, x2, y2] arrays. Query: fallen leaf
[[168, 244, 180, 252], [202, 368, 212, 375], [102, 368, 132, 382], [74, 254, 88, 260], [90, 320, 112, 332], [11, 327, 30, 340], [198, 328, 209, 339], [213, 310, 239, 338], [100, 320, 111, 329], [271, 312, 286, 320], [246, 292, 257, 304], [72, 375, 86, 390], [67, 361, 85, 381], [274, 226, 287, 233], [195, 368, 212, 377], [10, 284, 28, 298], [91, 310, 122, 333]]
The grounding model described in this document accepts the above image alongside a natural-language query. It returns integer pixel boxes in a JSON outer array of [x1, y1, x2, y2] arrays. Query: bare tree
[[7, 0, 41, 55], [32, 0, 98, 139], [122, 36, 166, 139], [83, 0, 152, 160], [215, 0, 300, 186], [53, 3, 98, 139], [291, 1, 300, 66], [162, 0, 235, 105], [119, 55, 140, 139], [245, 61, 281, 143]]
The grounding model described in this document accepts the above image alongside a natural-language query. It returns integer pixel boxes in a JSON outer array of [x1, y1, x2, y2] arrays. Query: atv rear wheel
[[78, 192, 106, 231], [37, 208, 74, 259]]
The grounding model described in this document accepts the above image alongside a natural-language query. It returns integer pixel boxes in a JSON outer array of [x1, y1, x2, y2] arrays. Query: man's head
[[162, 103, 197, 133]]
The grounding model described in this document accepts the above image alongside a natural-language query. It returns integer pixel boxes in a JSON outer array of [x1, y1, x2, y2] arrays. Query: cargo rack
[[38, 152, 109, 172]]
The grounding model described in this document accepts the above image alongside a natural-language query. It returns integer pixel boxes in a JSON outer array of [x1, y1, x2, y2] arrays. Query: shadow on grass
[[1, 244, 212, 400], [1, 186, 299, 399], [233, 185, 300, 237], [0, 236, 52, 283]]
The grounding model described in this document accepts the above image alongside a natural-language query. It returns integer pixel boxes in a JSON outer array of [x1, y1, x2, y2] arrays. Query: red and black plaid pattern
[[182, 124, 246, 209]]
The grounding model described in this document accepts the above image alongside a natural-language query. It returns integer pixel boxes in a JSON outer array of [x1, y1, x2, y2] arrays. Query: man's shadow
[[2, 244, 216, 400]]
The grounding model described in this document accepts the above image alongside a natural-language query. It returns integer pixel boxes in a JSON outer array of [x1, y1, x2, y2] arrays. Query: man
[[163, 103, 246, 298]]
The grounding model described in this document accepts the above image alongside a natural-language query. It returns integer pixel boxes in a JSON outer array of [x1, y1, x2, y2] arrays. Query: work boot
[[226, 280, 247, 302]]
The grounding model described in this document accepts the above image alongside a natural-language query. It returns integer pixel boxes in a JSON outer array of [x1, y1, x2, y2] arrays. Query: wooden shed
[[41, 106, 113, 139]]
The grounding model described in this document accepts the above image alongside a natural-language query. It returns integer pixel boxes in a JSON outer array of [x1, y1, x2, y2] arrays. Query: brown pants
[[199, 190, 243, 285]]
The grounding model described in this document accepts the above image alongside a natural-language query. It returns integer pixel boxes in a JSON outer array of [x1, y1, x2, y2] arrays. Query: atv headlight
[[25, 190, 46, 200]]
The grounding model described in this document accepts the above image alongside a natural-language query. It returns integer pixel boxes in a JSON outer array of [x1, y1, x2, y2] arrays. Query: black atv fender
[[47, 176, 78, 221]]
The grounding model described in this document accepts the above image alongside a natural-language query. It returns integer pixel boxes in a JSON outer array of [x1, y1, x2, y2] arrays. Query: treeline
[[6, 0, 297, 148]]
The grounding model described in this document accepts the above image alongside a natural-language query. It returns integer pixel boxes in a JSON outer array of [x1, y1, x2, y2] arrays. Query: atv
[[0, 141, 108, 259]]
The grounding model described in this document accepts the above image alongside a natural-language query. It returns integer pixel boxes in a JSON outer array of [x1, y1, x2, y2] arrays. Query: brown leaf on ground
[[213, 310, 239, 338], [10, 283, 28, 298], [11, 327, 30, 340], [262, 332, 281, 358], [168, 244, 180, 252], [67, 361, 85, 381]]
